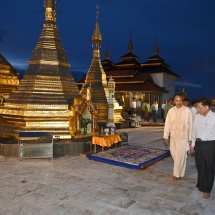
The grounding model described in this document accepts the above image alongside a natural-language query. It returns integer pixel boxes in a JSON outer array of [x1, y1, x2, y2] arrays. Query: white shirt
[[161, 103, 166, 110], [192, 110, 215, 147], [136, 100, 141, 108], [142, 102, 146, 110], [190, 106, 198, 122], [151, 103, 158, 111], [130, 101, 136, 108]]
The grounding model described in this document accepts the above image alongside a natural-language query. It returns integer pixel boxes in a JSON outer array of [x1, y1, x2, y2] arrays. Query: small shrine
[[70, 87, 98, 136]]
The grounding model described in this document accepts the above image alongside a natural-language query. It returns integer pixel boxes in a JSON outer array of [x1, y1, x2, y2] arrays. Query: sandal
[[172, 176, 179, 180]]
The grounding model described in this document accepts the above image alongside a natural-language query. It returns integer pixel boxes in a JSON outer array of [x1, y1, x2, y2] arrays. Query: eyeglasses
[[197, 106, 206, 110]]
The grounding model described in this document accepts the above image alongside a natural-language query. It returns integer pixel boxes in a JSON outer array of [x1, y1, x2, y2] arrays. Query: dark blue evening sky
[[0, 0, 215, 100]]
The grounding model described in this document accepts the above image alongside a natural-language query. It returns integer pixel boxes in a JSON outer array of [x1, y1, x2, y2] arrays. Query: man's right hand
[[164, 138, 169, 145], [190, 146, 195, 154]]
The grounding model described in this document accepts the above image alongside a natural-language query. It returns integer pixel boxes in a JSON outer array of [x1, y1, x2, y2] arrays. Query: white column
[[106, 76, 115, 128]]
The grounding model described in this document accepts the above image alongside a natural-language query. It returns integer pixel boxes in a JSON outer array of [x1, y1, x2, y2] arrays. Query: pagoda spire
[[128, 29, 133, 53], [44, 0, 57, 24], [92, 5, 102, 59], [81, 5, 123, 124], [154, 35, 159, 56]]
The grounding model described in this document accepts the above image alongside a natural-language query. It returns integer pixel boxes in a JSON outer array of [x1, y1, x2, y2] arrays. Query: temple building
[[78, 33, 179, 112], [140, 40, 179, 103], [0, 0, 97, 139], [80, 6, 123, 125], [0, 54, 19, 100]]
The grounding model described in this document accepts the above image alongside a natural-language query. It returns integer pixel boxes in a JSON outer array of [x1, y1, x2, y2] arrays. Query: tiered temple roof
[[100, 37, 178, 94], [101, 38, 166, 94], [114, 38, 141, 70], [140, 40, 179, 78]]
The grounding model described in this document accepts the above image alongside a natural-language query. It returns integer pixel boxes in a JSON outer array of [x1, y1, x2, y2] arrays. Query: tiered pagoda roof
[[140, 41, 180, 78], [101, 45, 116, 71], [0, 0, 80, 139], [100, 37, 166, 94], [114, 38, 141, 70]]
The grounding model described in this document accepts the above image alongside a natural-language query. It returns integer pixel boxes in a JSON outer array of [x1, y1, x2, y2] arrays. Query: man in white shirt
[[164, 94, 192, 180], [151, 100, 158, 123], [130, 97, 137, 117], [191, 98, 215, 199]]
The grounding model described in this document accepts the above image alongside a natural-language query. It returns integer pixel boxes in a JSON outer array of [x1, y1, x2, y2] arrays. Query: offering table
[[92, 133, 122, 152]]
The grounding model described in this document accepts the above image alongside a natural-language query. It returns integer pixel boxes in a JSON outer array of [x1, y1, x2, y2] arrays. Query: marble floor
[[0, 126, 215, 215]]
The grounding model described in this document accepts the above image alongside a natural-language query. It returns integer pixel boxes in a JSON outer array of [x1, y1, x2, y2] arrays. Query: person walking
[[141, 100, 147, 118], [190, 98, 215, 199], [183, 97, 192, 108], [164, 94, 193, 180], [164, 98, 173, 122], [151, 100, 158, 123], [136, 98, 141, 116], [190, 99, 199, 121], [144, 101, 151, 121], [161, 100, 167, 122], [130, 97, 137, 117]]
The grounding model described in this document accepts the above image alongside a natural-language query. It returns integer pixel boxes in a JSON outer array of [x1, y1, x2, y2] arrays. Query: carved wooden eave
[[141, 63, 163, 67], [106, 75, 134, 78], [114, 81, 145, 84]]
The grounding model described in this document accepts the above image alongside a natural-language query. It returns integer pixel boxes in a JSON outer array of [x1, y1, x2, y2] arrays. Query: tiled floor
[[0, 126, 215, 215]]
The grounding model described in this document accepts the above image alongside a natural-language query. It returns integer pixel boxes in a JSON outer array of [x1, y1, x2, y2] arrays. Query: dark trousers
[[151, 110, 157, 123], [195, 140, 215, 193], [144, 111, 150, 121], [161, 109, 165, 122], [131, 108, 136, 116]]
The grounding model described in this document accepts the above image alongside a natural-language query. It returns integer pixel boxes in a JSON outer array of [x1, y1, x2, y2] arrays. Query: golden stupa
[[0, 0, 81, 139], [80, 6, 123, 125], [0, 54, 19, 98]]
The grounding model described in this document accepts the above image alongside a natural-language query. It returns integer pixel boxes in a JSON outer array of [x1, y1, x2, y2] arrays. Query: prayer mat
[[87, 145, 170, 169]]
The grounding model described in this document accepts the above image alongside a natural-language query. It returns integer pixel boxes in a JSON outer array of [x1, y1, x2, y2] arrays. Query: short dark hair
[[192, 99, 199, 105], [183, 97, 191, 102], [198, 97, 211, 107], [173, 94, 183, 100]]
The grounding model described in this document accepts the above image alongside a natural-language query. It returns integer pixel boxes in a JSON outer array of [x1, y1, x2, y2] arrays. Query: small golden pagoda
[[80, 6, 123, 125], [0, 54, 19, 99], [0, 0, 83, 139]]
